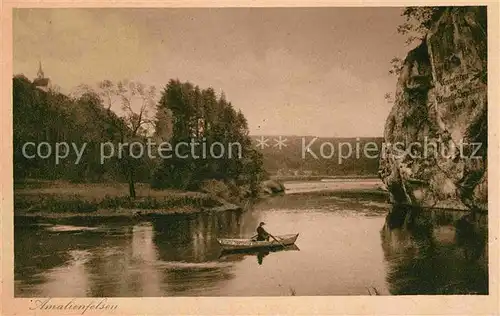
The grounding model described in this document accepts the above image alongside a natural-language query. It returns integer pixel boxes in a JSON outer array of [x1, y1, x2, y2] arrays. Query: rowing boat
[[217, 233, 299, 251], [219, 244, 300, 260]]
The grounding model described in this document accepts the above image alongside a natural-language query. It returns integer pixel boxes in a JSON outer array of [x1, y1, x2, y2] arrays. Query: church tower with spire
[[33, 60, 50, 91], [37, 60, 44, 78]]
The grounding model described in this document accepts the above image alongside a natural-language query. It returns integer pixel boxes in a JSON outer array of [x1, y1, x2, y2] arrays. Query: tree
[[76, 80, 158, 198], [152, 79, 265, 196], [388, 7, 447, 79], [385, 7, 448, 104], [397, 7, 447, 45], [13, 75, 130, 182]]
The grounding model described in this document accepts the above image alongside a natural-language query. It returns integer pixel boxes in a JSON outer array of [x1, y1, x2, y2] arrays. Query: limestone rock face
[[379, 7, 487, 211]]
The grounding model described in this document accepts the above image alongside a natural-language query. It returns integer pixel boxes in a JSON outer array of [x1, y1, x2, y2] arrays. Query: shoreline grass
[[14, 181, 239, 216]]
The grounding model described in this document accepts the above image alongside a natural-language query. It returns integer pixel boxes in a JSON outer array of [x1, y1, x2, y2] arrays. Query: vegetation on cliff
[[380, 7, 487, 211]]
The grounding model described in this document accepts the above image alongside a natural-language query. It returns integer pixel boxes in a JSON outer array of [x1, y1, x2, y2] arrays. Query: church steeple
[[33, 60, 50, 90], [37, 60, 45, 79]]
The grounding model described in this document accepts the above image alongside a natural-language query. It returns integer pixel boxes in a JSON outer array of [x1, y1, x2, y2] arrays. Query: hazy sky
[[13, 8, 409, 137]]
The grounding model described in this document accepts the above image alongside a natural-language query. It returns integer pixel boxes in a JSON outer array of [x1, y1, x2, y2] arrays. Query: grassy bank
[[14, 180, 241, 217]]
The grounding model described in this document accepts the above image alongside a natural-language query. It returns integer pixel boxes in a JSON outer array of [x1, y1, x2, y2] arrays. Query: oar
[[269, 234, 286, 248]]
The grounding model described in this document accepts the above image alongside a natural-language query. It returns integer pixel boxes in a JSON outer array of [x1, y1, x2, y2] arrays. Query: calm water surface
[[15, 180, 488, 296]]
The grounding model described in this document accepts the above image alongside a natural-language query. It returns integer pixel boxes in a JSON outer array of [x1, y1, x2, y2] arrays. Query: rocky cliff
[[379, 7, 487, 211]]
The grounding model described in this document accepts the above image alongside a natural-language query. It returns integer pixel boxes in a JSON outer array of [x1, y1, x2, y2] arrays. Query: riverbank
[[270, 174, 379, 182], [14, 180, 241, 218]]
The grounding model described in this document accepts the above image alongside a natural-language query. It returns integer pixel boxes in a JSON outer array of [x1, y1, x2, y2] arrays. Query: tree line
[[13, 75, 265, 198], [151, 79, 265, 195]]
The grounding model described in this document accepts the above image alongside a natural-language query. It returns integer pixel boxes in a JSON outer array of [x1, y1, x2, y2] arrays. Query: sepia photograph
[[1, 2, 498, 315]]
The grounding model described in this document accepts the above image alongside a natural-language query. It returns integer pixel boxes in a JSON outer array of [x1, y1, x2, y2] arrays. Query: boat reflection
[[219, 244, 300, 265]]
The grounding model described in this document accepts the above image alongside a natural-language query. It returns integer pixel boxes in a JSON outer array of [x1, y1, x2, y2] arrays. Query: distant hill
[[250, 135, 384, 177]]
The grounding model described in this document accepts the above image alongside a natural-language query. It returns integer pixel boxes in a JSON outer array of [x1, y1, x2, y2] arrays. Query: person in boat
[[256, 222, 270, 241]]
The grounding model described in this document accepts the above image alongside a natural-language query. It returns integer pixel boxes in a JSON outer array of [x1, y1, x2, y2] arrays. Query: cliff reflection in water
[[381, 206, 488, 295]]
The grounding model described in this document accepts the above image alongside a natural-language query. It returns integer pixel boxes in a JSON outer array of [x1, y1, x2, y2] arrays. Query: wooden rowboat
[[217, 233, 299, 251]]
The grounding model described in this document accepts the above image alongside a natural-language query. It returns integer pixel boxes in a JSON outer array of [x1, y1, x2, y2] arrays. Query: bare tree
[[98, 79, 157, 137], [75, 79, 158, 198]]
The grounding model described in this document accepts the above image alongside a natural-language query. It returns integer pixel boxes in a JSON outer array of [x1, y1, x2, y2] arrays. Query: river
[[14, 180, 488, 296]]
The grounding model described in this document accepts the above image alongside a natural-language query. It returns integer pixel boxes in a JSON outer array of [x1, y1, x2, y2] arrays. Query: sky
[[13, 8, 410, 137]]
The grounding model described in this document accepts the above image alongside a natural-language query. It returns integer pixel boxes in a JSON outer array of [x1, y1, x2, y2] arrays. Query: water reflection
[[15, 188, 488, 297], [15, 210, 250, 297], [219, 245, 300, 265], [257, 251, 268, 265], [381, 206, 488, 295], [15, 196, 390, 297], [151, 209, 255, 263]]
